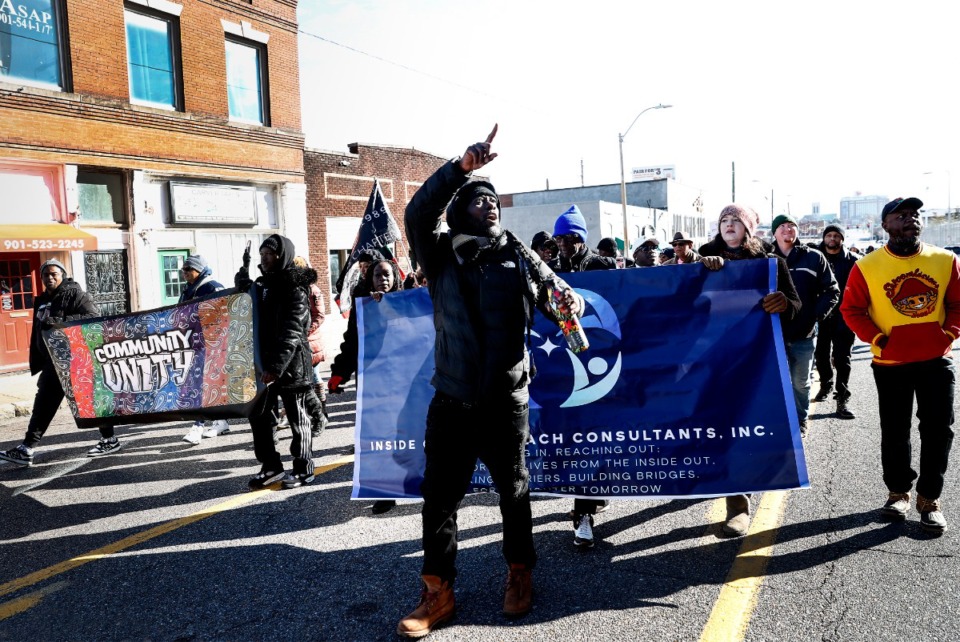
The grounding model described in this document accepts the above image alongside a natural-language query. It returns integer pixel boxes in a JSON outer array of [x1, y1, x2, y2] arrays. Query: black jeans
[[250, 386, 314, 476], [815, 317, 855, 397], [872, 357, 956, 500], [420, 391, 536, 584], [24, 366, 113, 448]]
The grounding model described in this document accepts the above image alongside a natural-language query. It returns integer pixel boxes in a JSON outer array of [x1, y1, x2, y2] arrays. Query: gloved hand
[[41, 316, 63, 330], [327, 375, 344, 394], [234, 267, 253, 291]]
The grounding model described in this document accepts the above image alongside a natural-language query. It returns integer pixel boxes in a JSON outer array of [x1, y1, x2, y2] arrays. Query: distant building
[[500, 179, 709, 254], [798, 214, 841, 238], [840, 195, 888, 227], [304, 144, 446, 310]]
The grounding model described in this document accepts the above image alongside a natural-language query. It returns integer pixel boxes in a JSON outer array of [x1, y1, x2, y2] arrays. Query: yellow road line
[[0, 455, 354, 606], [699, 491, 790, 642], [0, 581, 67, 620]]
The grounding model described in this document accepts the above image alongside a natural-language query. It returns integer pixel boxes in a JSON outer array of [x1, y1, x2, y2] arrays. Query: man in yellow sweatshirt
[[841, 197, 960, 534]]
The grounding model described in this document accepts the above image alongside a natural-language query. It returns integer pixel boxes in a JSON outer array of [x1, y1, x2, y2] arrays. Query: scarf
[[450, 229, 557, 325]]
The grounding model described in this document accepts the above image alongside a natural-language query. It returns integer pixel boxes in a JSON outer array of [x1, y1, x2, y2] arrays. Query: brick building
[[0, 0, 305, 372], [304, 143, 447, 310]]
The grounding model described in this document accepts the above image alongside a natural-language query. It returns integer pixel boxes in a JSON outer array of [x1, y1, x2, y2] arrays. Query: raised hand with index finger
[[459, 124, 499, 173]]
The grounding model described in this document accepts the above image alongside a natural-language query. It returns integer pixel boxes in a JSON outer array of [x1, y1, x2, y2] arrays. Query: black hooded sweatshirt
[[252, 234, 314, 390], [30, 279, 98, 375]]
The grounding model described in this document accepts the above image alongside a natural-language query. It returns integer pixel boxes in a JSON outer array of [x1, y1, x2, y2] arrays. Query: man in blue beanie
[[551, 205, 614, 546], [553, 205, 615, 272]]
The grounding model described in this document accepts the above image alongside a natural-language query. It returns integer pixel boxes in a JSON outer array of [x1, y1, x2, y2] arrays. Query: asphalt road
[[0, 343, 957, 641]]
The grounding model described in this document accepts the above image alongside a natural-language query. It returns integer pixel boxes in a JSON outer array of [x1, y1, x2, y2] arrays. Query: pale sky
[[297, 1, 959, 224]]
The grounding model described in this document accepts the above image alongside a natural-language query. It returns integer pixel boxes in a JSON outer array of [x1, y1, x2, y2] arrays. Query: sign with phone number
[[3, 238, 91, 251]]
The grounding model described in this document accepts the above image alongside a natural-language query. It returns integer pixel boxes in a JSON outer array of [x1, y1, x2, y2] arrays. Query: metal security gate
[[84, 250, 130, 317]]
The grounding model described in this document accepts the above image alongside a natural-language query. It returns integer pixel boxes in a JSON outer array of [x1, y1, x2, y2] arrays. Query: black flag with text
[[334, 179, 403, 314]]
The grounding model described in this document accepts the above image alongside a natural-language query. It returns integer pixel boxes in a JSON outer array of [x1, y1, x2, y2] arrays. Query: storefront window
[[0, 166, 61, 224], [0, 0, 63, 89], [125, 7, 181, 109]]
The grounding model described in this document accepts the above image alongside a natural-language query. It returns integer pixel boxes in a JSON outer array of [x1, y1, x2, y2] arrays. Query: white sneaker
[[182, 424, 204, 445], [202, 420, 230, 438], [573, 513, 595, 548]]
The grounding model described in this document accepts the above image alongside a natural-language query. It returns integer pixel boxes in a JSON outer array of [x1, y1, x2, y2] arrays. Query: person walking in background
[[841, 197, 960, 534], [530, 231, 560, 268], [771, 214, 839, 437], [177, 255, 231, 445], [293, 256, 330, 440], [633, 237, 660, 267], [551, 203, 615, 547], [814, 224, 859, 419], [0, 260, 121, 466], [699, 205, 801, 535], [328, 257, 402, 515], [553, 206, 616, 273], [597, 236, 633, 268], [235, 235, 317, 490]]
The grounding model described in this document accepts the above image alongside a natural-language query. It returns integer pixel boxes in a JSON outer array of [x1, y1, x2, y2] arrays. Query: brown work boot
[[722, 494, 751, 536], [880, 491, 911, 520], [917, 495, 948, 533], [503, 563, 533, 617], [397, 575, 455, 638]]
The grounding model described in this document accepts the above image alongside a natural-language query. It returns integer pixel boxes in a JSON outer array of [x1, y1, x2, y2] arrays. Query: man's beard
[[887, 235, 921, 255], [469, 220, 501, 238]]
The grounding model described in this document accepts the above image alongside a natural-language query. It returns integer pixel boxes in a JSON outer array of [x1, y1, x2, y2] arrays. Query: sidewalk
[[0, 309, 349, 426]]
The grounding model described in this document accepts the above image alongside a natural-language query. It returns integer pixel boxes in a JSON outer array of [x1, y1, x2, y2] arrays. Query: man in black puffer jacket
[[397, 126, 581, 637], [814, 224, 859, 419], [236, 234, 316, 490], [0, 259, 120, 467]]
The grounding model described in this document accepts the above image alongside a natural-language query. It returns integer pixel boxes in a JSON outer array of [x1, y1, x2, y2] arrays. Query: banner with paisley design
[[43, 290, 265, 428], [352, 260, 810, 500]]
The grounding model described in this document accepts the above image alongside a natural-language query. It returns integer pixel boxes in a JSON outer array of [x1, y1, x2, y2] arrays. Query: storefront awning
[[0, 224, 98, 253]]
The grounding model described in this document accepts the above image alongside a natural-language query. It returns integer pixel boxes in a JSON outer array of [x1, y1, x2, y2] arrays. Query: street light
[[619, 103, 672, 254]]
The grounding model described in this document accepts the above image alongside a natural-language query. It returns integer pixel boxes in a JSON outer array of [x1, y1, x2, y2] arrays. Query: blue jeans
[[785, 337, 815, 422]]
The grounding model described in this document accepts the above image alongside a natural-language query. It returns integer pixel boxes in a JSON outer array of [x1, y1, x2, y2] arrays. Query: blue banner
[[353, 259, 809, 500]]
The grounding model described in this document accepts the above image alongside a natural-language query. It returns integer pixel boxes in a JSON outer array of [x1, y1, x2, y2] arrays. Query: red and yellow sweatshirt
[[841, 244, 960, 365]]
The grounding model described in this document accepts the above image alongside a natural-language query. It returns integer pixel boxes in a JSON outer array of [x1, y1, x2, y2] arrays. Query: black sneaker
[[248, 468, 285, 490], [813, 383, 833, 402], [799, 420, 808, 438], [881, 492, 911, 520], [281, 472, 315, 489], [87, 438, 121, 457], [0, 445, 34, 467], [372, 500, 396, 514], [917, 496, 947, 533]]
